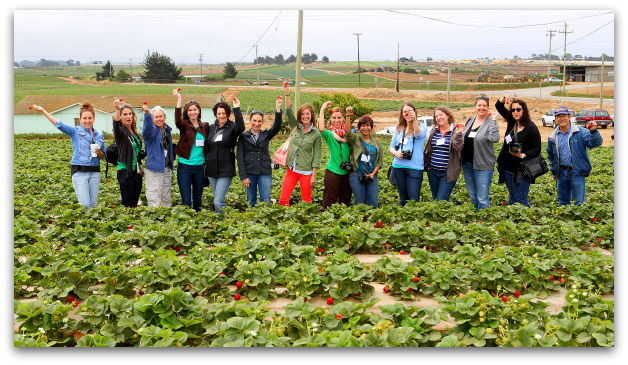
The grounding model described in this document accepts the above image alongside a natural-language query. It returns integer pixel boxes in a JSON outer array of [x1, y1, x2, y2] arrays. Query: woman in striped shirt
[[423, 106, 465, 201]]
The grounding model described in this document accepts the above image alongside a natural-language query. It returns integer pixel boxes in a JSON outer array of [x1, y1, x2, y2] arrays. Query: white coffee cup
[[90, 143, 98, 157]]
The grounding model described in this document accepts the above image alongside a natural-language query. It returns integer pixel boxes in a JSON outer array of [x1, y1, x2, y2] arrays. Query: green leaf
[[435, 334, 459, 347]]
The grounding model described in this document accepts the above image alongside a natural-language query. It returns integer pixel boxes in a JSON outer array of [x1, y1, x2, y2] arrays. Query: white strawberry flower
[[38, 328, 45, 333], [249, 330, 257, 336], [570, 295, 574, 298], [63, 318, 68, 323], [311, 322, 318, 327], [572, 284, 577, 289], [312, 327, 318, 332], [535, 334, 542, 339], [573, 299, 578, 303], [582, 292, 587, 296]]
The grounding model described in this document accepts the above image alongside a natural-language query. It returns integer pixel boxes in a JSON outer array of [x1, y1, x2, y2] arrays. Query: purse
[[272, 126, 298, 168], [136, 162, 145, 177], [513, 124, 549, 180]]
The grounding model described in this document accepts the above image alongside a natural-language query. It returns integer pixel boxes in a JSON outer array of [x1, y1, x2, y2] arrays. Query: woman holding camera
[[388, 102, 428, 206], [205, 98, 245, 214], [141, 103, 174, 208], [113, 99, 144, 208], [424, 106, 465, 201], [317, 101, 352, 210], [236, 96, 283, 207], [495, 95, 542, 207], [32, 101, 105, 209], [173, 89, 210, 212], [279, 84, 322, 207], [344, 112, 384, 208]]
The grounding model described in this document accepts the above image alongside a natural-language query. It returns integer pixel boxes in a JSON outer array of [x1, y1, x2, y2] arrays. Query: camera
[[358, 172, 373, 185], [509, 143, 522, 155], [340, 161, 354, 172], [395, 144, 413, 160], [138, 149, 147, 160], [272, 163, 280, 170]]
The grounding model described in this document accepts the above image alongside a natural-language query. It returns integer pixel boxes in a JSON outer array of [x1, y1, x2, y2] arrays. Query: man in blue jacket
[[547, 106, 603, 206]]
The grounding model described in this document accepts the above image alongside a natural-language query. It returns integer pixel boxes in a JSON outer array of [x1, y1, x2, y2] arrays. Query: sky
[[13, 8, 615, 66]]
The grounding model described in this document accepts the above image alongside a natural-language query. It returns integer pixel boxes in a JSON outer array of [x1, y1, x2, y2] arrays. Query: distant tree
[[66, 59, 75, 66], [310, 53, 318, 62], [223, 62, 238, 79], [255, 56, 264, 65], [286, 54, 296, 63], [322, 56, 329, 63], [409, 56, 415, 62], [96, 60, 115, 80], [426, 57, 432, 61], [274, 54, 285, 65], [302, 53, 312, 64], [76, 61, 81, 66], [513, 55, 519, 60], [14, 61, 19, 67], [403, 68, 418, 74], [140, 50, 182, 83], [419, 70, 430, 75], [264, 55, 273, 64], [376, 67, 383, 72], [37, 58, 59, 67], [116, 69, 130, 80]]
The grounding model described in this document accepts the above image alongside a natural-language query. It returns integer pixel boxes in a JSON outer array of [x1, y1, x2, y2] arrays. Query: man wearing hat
[[546, 106, 603, 206]]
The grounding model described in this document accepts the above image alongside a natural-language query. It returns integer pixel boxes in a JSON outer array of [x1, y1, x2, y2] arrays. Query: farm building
[[559, 64, 615, 82], [13, 94, 224, 134]]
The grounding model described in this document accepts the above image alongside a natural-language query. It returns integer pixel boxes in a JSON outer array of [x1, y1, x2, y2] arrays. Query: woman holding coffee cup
[[32, 101, 106, 209]]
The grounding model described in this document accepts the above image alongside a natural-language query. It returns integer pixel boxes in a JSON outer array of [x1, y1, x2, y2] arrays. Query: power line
[[550, 20, 614, 53], [236, 11, 282, 64]]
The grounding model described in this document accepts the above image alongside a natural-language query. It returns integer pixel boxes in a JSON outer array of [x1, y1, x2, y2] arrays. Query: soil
[[567, 85, 614, 96]]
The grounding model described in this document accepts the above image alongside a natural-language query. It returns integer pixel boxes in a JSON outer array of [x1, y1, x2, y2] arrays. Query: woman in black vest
[[113, 99, 144, 207], [236, 97, 283, 207]]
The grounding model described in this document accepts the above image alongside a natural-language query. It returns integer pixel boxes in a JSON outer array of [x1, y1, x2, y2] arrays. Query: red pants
[[279, 168, 313, 206]]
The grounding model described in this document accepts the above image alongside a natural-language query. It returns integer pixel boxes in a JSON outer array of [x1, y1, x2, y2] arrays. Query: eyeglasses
[[511, 108, 523, 112], [476, 95, 489, 101]]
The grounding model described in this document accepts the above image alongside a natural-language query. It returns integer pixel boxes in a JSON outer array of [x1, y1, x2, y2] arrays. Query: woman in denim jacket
[[32, 102, 106, 209]]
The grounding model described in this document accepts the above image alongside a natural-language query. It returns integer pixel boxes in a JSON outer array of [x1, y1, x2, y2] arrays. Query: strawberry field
[[13, 136, 614, 347]]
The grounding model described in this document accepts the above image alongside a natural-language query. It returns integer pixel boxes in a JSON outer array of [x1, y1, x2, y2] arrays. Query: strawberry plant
[[320, 252, 374, 300]]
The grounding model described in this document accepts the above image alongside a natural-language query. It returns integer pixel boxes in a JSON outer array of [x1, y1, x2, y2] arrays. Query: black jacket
[[236, 111, 282, 180], [204, 107, 245, 178], [113, 117, 143, 181]]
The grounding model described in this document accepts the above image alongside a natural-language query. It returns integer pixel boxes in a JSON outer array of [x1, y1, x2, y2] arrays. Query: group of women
[[34, 86, 543, 212]]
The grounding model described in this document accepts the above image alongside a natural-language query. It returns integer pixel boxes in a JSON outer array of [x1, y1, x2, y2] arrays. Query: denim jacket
[[547, 123, 603, 177], [142, 113, 174, 173], [54, 120, 105, 166]]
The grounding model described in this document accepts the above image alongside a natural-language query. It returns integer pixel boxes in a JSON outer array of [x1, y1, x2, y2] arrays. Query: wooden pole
[[295, 10, 303, 108]]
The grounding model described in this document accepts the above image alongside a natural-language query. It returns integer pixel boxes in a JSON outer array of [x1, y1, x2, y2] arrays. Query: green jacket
[[346, 132, 384, 173], [285, 107, 322, 172]]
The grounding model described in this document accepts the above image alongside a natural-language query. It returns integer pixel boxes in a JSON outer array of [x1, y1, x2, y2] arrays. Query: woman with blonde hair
[[423, 106, 465, 201], [388, 101, 428, 206], [141, 104, 174, 208], [32, 101, 106, 209]]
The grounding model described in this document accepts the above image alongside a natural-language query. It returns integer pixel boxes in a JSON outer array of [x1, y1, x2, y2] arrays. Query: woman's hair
[[327, 106, 345, 129], [508, 98, 531, 127], [183, 100, 202, 123], [80, 101, 95, 119], [212, 102, 231, 120], [120, 104, 138, 132], [296, 104, 315, 125], [151, 106, 167, 120], [397, 101, 417, 135], [433, 106, 456, 126], [474, 94, 490, 107], [357, 115, 374, 129], [249, 110, 264, 120]]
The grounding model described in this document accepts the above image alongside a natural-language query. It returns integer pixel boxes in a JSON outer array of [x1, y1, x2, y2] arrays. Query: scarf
[[328, 123, 345, 138]]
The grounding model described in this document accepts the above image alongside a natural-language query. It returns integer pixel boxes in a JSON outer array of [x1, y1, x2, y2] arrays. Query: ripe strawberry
[[598, 238, 602, 241], [220, 271, 225, 275], [336, 314, 342, 319], [587, 124, 593, 129], [283, 290, 287, 294], [399, 251, 404, 255], [514, 291, 519, 298], [234, 294, 240, 301], [407, 288, 412, 292], [283, 81, 288, 85], [373, 224, 377, 228], [503, 202, 507, 205], [550, 276, 554, 281], [591, 244, 596, 248], [304, 298, 307, 303], [405, 113, 408, 116], [277, 96, 282, 99], [177, 88, 181, 91], [29, 105, 33, 109], [502, 296, 507, 303], [559, 278, 564, 284], [143, 101, 147, 104], [192, 293, 198, 298], [73, 300, 78, 305], [413, 277, 419, 282], [128, 225, 133, 229], [383, 287, 390, 293], [459, 293, 465, 297], [456, 124, 463, 129], [318, 247, 324, 253], [377, 221, 382, 227], [68, 296, 75, 302], [119, 98, 123, 102], [49, 220, 53, 224], [73, 303, 78, 308], [174, 246, 180, 252], [327, 298, 333, 305], [236, 282, 243, 290], [139, 291, 145, 295], [516, 268, 521, 273], [351, 113, 354, 117]]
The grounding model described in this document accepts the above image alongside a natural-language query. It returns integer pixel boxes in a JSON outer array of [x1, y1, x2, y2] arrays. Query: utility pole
[[128, 59, 133, 84], [198, 54, 204, 80], [546, 29, 557, 76], [447, 62, 451, 108], [255, 45, 260, 87], [110, 61, 113, 79], [600, 53, 605, 109], [559, 23, 573, 93], [396, 43, 400, 92], [295, 10, 303, 108], [354, 33, 362, 87]]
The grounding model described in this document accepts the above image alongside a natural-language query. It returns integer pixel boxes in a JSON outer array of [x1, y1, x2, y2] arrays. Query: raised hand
[[233, 97, 240, 108]]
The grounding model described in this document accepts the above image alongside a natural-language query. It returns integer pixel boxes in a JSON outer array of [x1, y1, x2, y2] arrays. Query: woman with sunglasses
[[205, 98, 245, 214], [461, 95, 500, 211], [495, 95, 542, 207], [236, 97, 283, 207], [173, 89, 210, 212], [113, 99, 144, 207]]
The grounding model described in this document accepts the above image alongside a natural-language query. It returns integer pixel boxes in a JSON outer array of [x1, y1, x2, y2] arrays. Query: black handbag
[[513, 124, 549, 180]]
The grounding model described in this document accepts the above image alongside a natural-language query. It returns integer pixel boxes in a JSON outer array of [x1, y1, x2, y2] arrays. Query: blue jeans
[[208, 176, 234, 214], [349, 172, 379, 208], [392, 167, 423, 206], [504, 169, 532, 207], [245, 174, 272, 207], [556, 169, 586, 206], [72, 171, 101, 209], [426, 168, 458, 201], [462, 162, 494, 211], [177, 163, 205, 211]]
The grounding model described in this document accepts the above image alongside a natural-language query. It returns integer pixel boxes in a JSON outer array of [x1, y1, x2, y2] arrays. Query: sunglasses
[[250, 110, 264, 118], [476, 95, 489, 101], [511, 108, 523, 112], [185, 100, 198, 106]]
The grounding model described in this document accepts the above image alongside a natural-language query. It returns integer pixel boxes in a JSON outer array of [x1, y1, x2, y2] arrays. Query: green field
[[550, 91, 614, 99]]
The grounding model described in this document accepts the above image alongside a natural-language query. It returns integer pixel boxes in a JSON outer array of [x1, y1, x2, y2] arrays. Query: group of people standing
[[32, 87, 602, 212]]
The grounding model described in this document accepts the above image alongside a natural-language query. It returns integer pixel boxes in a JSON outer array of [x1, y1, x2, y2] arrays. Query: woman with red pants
[[279, 82, 322, 206]]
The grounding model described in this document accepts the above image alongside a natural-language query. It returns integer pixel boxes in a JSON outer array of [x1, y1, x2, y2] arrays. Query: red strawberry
[[503, 202, 507, 205], [29, 105, 33, 109], [456, 124, 463, 129], [407, 288, 412, 292], [68, 296, 75, 302], [73, 303, 78, 308], [327, 298, 333, 305], [119, 98, 123, 101], [516, 268, 521, 273], [73, 300, 78, 305], [377, 221, 382, 227], [236, 282, 243, 290], [550, 276, 554, 281], [488, 113, 492, 116], [351, 113, 354, 117], [459, 293, 465, 297], [405, 113, 408, 116], [174, 246, 180, 252], [107, 181, 109, 183], [304, 298, 307, 303], [139, 291, 144, 295], [591, 244, 596, 247], [177, 88, 181, 91], [328, 109, 332, 114], [502, 296, 507, 303], [143, 101, 147, 104], [277, 96, 282, 99], [413, 277, 419, 282], [514, 291, 519, 298], [559, 278, 564, 284], [283, 81, 288, 85], [220, 271, 225, 275], [598, 238, 602, 241], [318, 247, 324, 253], [373, 224, 377, 228], [283, 290, 287, 294], [234, 294, 240, 301], [587, 124, 593, 129], [383, 287, 390, 293], [192, 293, 198, 298], [128, 225, 133, 229], [49, 220, 53, 224], [336, 314, 342, 319]]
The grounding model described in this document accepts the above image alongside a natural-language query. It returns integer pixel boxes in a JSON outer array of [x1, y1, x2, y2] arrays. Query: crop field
[[15, 65, 148, 78], [13, 133, 614, 347]]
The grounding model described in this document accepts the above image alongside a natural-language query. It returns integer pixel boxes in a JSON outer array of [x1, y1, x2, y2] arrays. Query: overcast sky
[[13, 8, 615, 66]]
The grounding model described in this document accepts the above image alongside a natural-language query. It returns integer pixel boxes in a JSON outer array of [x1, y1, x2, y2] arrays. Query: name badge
[[436, 138, 446, 146], [361, 154, 370, 162], [164, 149, 168, 157], [196, 139, 205, 146], [468, 131, 478, 138], [505, 135, 513, 144], [215, 134, 223, 142], [403, 136, 410, 145]]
